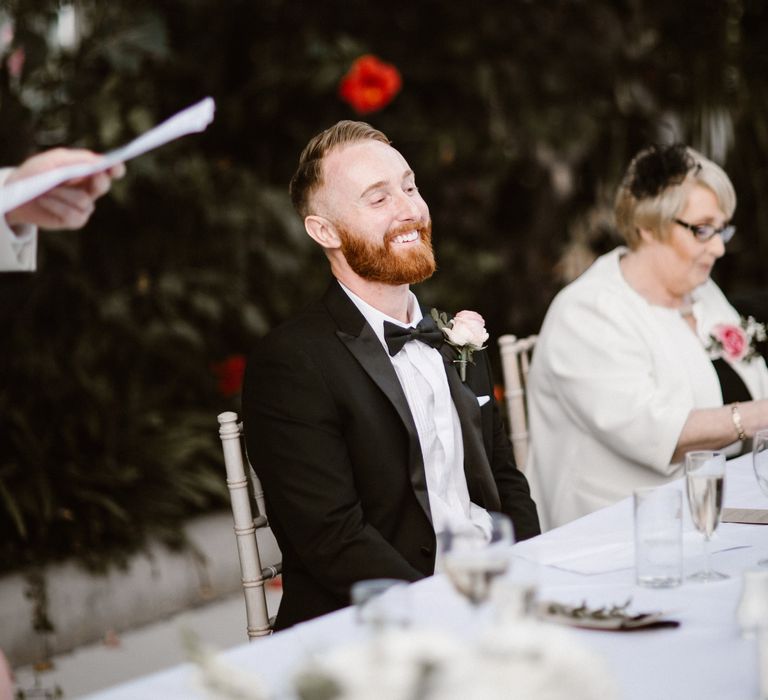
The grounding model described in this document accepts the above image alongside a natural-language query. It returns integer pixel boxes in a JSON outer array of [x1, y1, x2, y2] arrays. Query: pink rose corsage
[[707, 316, 766, 364]]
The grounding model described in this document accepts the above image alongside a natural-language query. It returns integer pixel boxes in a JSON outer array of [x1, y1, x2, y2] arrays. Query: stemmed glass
[[752, 429, 768, 566], [351, 578, 410, 633], [685, 450, 728, 582], [438, 512, 515, 607]]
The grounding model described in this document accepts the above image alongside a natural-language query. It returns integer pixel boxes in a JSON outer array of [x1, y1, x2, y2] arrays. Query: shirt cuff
[[0, 166, 38, 272]]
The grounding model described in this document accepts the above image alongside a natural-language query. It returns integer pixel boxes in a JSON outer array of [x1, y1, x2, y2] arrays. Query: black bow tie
[[383, 316, 444, 357]]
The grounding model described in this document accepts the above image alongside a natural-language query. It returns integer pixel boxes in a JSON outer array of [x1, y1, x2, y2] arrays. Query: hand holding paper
[[4, 149, 125, 230], [0, 97, 215, 219]]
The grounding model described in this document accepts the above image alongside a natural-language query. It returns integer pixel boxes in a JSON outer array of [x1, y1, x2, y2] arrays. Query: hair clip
[[629, 144, 697, 200]]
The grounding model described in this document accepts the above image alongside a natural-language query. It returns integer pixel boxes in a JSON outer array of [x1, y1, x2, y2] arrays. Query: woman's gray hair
[[614, 145, 736, 249]]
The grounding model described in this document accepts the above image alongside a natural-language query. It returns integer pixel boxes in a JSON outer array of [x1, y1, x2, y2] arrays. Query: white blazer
[[527, 247, 768, 530]]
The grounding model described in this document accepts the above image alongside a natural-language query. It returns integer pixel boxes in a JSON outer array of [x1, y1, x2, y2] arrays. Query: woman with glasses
[[526, 144, 768, 530]]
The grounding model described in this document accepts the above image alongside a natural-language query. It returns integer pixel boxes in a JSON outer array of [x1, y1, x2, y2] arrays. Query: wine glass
[[685, 450, 728, 582], [753, 429, 768, 566], [438, 512, 515, 607]]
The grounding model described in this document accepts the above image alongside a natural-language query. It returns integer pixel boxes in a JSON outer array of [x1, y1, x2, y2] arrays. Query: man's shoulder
[[255, 299, 335, 352], [256, 280, 368, 350]]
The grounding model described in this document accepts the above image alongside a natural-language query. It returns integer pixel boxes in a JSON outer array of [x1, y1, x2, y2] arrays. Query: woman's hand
[[673, 399, 768, 462]]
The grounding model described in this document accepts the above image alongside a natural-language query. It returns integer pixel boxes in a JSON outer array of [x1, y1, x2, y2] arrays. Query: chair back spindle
[[218, 411, 281, 639], [497, 334, 537, 472]]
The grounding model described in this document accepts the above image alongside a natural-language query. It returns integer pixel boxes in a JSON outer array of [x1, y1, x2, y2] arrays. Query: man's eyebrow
[[359, 180, 388, 199], [359, 170, 415, 199]]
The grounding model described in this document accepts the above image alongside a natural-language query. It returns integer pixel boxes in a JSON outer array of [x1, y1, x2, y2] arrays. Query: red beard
[[337, 220, 436, 285]]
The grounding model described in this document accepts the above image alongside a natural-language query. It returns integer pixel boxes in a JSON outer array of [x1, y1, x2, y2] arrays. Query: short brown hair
[[289, 120, 390, 219], [615, 144, 736, 249]]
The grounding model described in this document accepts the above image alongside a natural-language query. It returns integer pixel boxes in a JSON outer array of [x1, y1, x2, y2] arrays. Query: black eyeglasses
[[674, 218, 736, 244]]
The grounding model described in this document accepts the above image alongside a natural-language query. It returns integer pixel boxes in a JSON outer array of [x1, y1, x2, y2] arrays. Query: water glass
[[350, 578, 410, 632], [760, 626, 768, 700], [753, 429, 768, 566], [737, 568, 768, 639], [633, 487, 682, 588], [490, 555, 540, 624]]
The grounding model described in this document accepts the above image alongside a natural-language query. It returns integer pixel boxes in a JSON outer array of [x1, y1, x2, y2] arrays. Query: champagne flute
[[752, 429, 768, 566], [439, 512, 515, 607], [685, 450, 727, 582]]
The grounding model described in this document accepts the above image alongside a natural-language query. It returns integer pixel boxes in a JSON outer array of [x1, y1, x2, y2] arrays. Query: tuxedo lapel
[[323, 282, 432, 525], [440, 345, 501, 512]]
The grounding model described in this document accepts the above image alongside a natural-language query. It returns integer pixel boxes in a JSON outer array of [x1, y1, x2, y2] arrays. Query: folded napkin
[[538, 599, 679, 631], [722, 508, 768, 525], [514, 531, 749, 575]]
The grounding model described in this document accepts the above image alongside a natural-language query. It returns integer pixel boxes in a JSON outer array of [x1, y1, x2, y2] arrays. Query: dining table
[[82, 452, 768, 700]]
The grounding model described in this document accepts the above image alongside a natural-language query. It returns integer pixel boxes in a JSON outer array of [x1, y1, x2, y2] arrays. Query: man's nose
[[394, 190, 421, 220]]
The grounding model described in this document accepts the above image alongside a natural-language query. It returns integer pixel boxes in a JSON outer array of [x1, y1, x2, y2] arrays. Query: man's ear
[[305, 215, 341, 249]]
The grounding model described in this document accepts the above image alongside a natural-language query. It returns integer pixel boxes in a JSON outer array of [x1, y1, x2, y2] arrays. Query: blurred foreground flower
[[211, 354, 246, 397], [186, 624, 618, 700], [183, 628, 269, 700], [339, 55, 402, 114]]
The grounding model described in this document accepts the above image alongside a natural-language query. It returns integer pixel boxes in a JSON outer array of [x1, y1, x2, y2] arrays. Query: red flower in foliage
[[339, 55, 402, 114], [212, 354, 246, 397]]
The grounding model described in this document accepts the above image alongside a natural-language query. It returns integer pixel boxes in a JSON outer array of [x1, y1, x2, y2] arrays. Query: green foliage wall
[[1, 0, 768, 572]]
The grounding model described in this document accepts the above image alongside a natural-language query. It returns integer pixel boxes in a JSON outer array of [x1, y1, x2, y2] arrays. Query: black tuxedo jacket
[[242, 281, 540, 630]]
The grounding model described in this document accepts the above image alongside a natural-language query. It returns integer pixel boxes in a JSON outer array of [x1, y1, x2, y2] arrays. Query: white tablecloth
[[83, 452, 768, 700]]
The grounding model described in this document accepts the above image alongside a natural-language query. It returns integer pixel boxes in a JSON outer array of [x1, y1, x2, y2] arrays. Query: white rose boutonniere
[[431, 308, 489, 381]]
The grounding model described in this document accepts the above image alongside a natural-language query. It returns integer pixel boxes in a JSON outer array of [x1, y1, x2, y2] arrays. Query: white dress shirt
[[339, 282, 491, 543]]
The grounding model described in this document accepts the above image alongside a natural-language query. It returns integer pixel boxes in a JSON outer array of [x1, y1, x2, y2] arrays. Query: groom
[[242, 121, 539, 630]]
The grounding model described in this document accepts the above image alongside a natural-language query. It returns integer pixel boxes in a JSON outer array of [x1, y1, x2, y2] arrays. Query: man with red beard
[[242, 121, 539, 630]]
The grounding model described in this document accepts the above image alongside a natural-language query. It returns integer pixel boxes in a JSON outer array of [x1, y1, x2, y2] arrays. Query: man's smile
[[390, 230, 420, 245]]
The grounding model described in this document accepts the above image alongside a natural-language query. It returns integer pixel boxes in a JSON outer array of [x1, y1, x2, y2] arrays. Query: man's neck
[[334, 272, 412, 323]]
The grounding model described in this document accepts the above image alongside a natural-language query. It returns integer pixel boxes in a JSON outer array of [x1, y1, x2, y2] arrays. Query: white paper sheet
[[0, 96, 215, 214], [513, 530, 750, 575]]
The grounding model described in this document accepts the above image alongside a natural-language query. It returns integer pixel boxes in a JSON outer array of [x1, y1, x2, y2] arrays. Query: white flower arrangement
[[297, 624, 618, 700], [186, 623, 618, 700], [183, 628, 270, 700]]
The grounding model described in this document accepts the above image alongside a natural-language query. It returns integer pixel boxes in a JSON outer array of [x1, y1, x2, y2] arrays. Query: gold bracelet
[[731, 403, 747, 441]]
